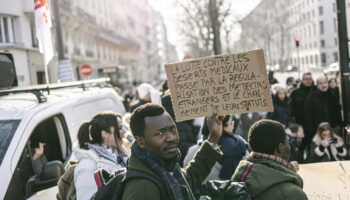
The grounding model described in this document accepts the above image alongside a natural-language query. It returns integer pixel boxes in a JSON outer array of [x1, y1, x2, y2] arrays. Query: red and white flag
[[34, 0, 53, 66]]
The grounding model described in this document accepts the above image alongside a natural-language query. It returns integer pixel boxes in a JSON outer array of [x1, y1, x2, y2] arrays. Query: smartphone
[[330, 138, 338, 144]]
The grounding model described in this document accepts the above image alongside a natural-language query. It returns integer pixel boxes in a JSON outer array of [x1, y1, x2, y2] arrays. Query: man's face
[[141, 113, 179, 160], [317, 78, 328, 92], [301, 74, 313, 87]]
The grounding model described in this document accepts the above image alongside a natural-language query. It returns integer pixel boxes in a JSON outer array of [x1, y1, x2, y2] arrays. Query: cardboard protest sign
[[299, 161, 350, 200], [164, 49, 273, 122]]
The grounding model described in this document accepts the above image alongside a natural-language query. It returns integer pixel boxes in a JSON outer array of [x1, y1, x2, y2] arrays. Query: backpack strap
[[114, 169, 166, 199]]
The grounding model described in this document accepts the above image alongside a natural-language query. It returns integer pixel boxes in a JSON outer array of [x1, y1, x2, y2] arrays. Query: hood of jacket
[[232, 157, 303, 198], [73, 143, 100, 162]]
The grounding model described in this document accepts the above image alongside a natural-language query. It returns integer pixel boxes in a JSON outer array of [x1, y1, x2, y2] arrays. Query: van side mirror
[[26, 161, 63, 197]]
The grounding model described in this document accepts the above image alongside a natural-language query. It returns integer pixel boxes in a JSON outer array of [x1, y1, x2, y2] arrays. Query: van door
[[4, 114, 71, 200]]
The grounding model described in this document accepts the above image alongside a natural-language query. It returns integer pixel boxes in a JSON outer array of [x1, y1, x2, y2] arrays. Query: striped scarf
[[131, 142, 195, 200], [250, 152, 296, 172]]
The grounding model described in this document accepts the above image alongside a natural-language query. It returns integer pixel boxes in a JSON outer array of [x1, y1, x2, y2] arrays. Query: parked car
[[0, 79, 125, 200]]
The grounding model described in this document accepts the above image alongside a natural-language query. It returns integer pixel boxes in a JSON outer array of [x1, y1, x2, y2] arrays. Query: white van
[[0, 78, 125, 200]]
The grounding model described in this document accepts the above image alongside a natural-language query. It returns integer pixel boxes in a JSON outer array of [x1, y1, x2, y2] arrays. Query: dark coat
[[130, 99, 149, 112], [232, 157, 308, 200], [290, 84, 315, 126], [327, 87, 342, 127], [121, 141, 223, 200], [267, 96, 293, 126], [288, 135, 303, 163], [304, 88, 340, 137], [218, 133, 247, 180]]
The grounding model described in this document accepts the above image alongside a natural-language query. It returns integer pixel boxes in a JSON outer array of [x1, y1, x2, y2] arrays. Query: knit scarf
[[131, 142, 195, 200], [250, 152, 296, 172]]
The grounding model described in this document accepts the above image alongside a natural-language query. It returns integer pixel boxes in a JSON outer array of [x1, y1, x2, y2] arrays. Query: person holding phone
[[310, 122, 346, 162]]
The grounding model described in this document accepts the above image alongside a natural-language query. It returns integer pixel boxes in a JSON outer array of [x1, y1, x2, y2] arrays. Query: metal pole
[[336, 0, 350, 129], [297, 46, 301, 78], [53, 0, 65, 60]]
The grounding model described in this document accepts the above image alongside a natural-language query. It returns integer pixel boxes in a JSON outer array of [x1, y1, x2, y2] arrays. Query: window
[[30, 21, 38, 47], [315, 54, 318, 65], [321, 53, 327, 64], [306, 56, 309, 64], [0, 120, 21, 166], [333, 52, 338, 61], [4, 115, 70, 199], [335, 38, 338, 45], [310, 55, 313, 64], [334, 18, 337, 32], [0, 16, 15, 43], [320, 21, 324, 34], [321, 40, 325, 47], [319, 6, 323, 15], [333, 3, 336, 13]]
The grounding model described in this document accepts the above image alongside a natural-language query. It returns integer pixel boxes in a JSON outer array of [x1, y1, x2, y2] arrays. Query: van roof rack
[[0, 78, 111, 103]]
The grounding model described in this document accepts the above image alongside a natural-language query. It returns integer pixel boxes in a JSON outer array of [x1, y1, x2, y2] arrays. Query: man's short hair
[[302, 72, 312, 79], [248, 119, 286, 155], [130, 103, 165, 137]]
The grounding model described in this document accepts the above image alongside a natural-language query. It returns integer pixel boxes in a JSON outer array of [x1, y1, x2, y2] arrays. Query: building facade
[[235, 0, 340, 72], [0, 0, 177, 87]]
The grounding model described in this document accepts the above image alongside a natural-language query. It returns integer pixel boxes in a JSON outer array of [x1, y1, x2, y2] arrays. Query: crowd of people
[[52, 71, 348, 199]]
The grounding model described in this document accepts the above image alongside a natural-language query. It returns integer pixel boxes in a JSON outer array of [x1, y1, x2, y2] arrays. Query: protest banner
[[164, 49, 273, 122], [299, 161, 350, 200]]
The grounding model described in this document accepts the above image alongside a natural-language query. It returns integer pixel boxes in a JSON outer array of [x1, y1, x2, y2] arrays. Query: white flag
[[34, 0, 53, 66]]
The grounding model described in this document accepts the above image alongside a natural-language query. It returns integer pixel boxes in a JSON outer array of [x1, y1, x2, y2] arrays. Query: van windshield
[[0, 120, 20, 166]]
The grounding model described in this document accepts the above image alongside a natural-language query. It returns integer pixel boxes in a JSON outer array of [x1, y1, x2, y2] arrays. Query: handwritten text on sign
[[164, 49, 273, 122]]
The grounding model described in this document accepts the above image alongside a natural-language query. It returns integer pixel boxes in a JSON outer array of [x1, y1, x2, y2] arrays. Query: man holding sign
[[121, 103, 223, 200]]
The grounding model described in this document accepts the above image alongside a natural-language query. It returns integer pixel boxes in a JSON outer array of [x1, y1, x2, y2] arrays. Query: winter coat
[[310, 134, 347, 162], [73, 144, 128, 200], [267, 97, 293, 126], [121, 141, 223, 200], [288, 134, 303, 163], [130, 99, 149, 112], [304, 88, 339, 136], [232, 156, 308, 200], [290, 84, 315, 126], [328, 87, 342, 127], [218, 133, 247, 180]]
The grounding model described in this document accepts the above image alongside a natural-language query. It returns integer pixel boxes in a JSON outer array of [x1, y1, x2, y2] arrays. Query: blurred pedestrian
[[304, 76, 342, 155], [74, 112, 128, 200], [232, 120, 308, 200], [130, 83, 153, 112], [310, 122, 346, 162], [290, 72, 315, 126], [121, 103, 223, 200], [328, 78, 342, 134], [217, 115, 248, 180], [286, 123, 304, 163], [267, 87, 293, 126]]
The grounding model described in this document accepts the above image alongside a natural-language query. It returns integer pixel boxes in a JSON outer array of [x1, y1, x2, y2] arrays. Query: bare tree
[[176, 0, 234, 57]]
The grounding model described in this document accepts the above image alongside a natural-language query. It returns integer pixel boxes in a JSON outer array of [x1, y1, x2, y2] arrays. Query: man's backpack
[[91, 168, 166, 200], [56, 161, 78, 200]]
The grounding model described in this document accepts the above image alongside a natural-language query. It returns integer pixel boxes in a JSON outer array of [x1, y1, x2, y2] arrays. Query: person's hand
[[290, 161, 299, 172], [335, 137, 344, 148], [33, 142, 44, 160], [207, 111, 223, 144], [321, 138, 330, 147]]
